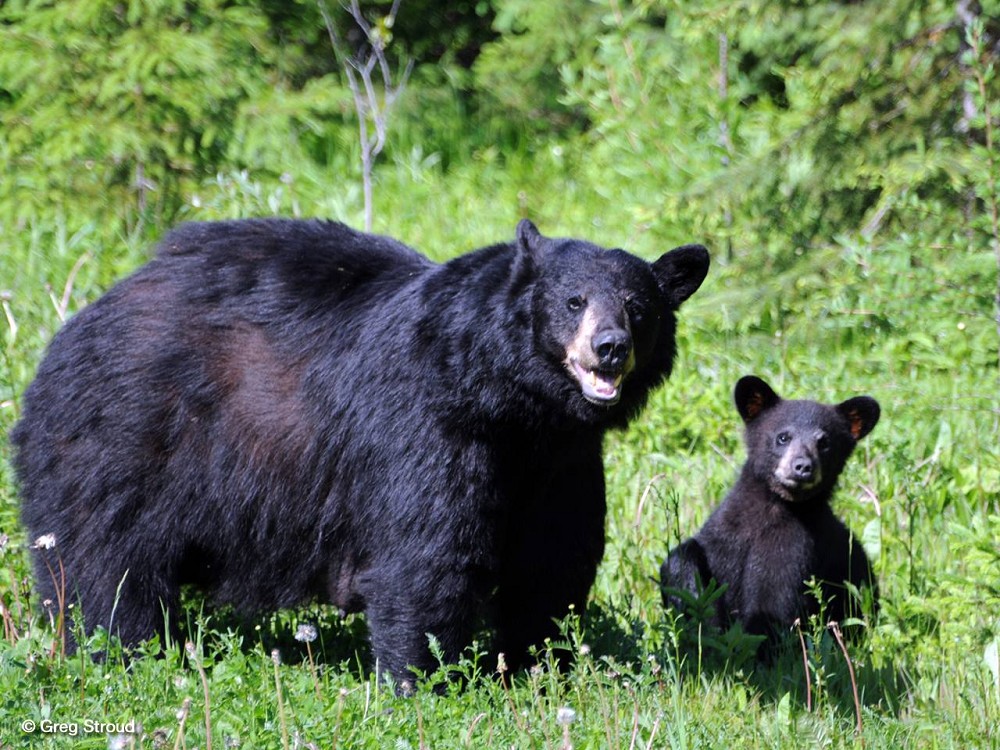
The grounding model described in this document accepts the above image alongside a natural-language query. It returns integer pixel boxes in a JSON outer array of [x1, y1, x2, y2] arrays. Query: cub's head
[[515, 219, 709, 424], [734, 375, 880, 503]]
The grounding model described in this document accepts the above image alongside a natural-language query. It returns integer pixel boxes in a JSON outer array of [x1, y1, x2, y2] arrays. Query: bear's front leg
[[359, 558, 485, 688], [739, 551, 808, 658], [660, 538, 724, 625], [494, 452, 606, 671]]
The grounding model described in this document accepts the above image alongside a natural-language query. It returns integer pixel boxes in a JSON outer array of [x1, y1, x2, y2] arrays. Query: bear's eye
[[817, 435, 830, 452], [776, 432, 791, 446], [567, 296, 586, 312], [625, 298, 645, 322]]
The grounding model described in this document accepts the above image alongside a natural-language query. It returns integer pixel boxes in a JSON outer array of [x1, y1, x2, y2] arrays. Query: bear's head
[[734, 375, 880, 503], [515, 219, 709, 424]]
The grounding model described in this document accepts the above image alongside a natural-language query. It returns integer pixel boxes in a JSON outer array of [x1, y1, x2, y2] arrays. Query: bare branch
[[319, 0, 412, 231]]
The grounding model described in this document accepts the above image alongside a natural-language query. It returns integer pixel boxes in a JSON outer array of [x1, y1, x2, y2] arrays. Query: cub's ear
[[734, 375, 780, 423], [836, 396, 880, 441], [652, 244, 709, 308]]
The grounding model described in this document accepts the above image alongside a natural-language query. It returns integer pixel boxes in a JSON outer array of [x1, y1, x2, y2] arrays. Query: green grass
[[1, 156, 998, 748]]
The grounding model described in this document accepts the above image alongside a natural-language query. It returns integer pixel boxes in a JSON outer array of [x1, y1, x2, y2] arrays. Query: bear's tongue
[[573, 361, 623, 404]]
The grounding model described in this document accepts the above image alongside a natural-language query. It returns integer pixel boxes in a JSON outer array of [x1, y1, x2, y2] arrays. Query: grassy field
[[1, 158, 998, 748]]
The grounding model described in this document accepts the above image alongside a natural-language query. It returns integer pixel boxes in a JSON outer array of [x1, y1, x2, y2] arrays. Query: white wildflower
[[33, 534, 56, 550], [556, 707, 577, 726], [294, 623, 318, 643]]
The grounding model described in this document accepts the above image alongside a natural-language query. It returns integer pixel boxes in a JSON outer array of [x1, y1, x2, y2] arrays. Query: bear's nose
[[593, 328, 631, 370], [792, 456, 814, 480]]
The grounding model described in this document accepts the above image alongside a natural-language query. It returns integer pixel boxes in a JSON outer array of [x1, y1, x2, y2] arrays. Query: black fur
[[13, 218, 708, 681], [661, 375, 879, 652]]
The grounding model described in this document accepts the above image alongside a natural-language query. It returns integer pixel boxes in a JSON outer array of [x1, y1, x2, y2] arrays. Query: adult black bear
[[661, 375, 879, 653], [13, 218, 708, 682]]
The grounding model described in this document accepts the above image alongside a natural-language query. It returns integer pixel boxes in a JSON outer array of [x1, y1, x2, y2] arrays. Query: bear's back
[[153, 219, 433, 316]]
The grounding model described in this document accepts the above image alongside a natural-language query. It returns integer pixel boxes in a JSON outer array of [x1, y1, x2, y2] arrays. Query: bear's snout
[[774, 440, 823, 496], [563, 306, 638, 406]]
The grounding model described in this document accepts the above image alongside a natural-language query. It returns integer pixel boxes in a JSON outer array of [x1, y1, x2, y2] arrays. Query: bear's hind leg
[[60, 559, 180, 653]]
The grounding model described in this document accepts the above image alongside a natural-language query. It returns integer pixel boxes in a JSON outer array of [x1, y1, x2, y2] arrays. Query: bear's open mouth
[[569, 359, 624, 405]]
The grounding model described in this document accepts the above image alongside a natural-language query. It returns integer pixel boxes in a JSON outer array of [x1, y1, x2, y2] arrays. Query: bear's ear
[[734, 375, 780, 423], [652, 244, 710, 308], [836, 396, 880, 441], [515, 218, 545, 262]]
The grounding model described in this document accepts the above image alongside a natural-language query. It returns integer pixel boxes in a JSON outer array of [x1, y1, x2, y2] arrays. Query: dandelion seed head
[[556, 707, 577, 726], [294, 623, 318, 643], [271, 648, 282, 665], [33, 533, 56, 550]]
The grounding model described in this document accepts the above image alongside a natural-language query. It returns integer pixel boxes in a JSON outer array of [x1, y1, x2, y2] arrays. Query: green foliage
[[472, 0, 600, 130], [0, 0, 278, 229], [558, 0, 1000, 259]]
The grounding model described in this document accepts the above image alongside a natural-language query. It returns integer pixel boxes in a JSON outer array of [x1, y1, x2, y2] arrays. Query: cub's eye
[[776, 432, 791, 446], [567, 296, 585, 312], [817, 435, 830, 452]]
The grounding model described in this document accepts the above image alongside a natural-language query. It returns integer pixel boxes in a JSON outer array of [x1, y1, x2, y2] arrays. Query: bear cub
[[661, 375, 880, 652]]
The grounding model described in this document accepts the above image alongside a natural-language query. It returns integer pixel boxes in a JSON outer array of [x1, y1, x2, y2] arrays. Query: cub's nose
[[593, 328, 632, 370], [792, 456, 814, 481]]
